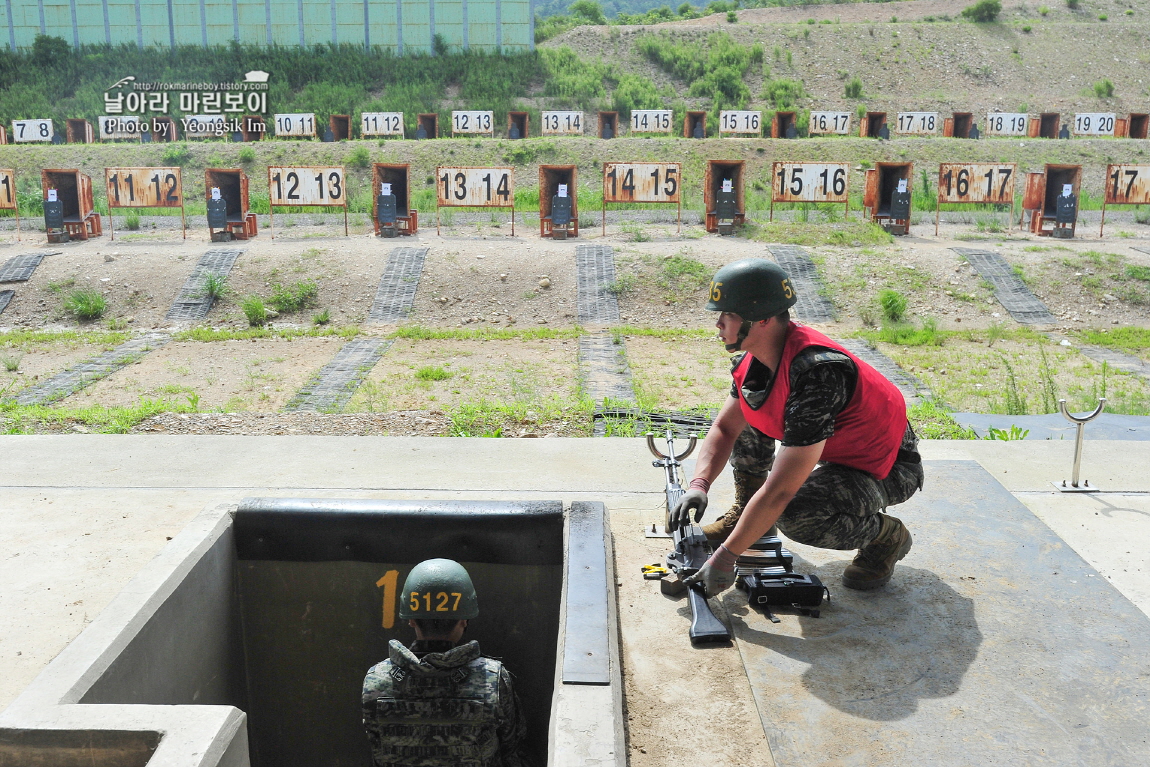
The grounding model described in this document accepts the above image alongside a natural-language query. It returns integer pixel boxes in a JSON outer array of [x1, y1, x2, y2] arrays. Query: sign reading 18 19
[[985, 113, 1028, 136], [436, 167, 514, 207], [771, 163, 849, 203], [603, 163, 680, 203], [630, 110, 673, 134], [105, 167, 183, 208], [268, 166, 346, 207]]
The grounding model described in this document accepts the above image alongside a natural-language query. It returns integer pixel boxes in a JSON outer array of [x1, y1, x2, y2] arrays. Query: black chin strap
[[724, 319, 754, 352]]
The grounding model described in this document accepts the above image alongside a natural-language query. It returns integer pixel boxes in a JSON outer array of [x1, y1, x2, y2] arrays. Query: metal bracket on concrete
[[1053, 398, 1106, 492]]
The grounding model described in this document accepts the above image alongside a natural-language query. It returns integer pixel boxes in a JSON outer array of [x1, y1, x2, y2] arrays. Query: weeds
[[125, 212, 141, 230], [241, 296, 268, 326], [198, 272, 230, 300], [844, 77, 863, 99], [1093, 79, 1115, 98], [268, 281, 319, 313], [173, 325, 358, 342], [65, 289, 107, 320], [313, 308, 332, 325], [416, 365, 453, 381], [1, 353, 20, 372], [878, 289, 908, 322], [906, 398, 977, 439]]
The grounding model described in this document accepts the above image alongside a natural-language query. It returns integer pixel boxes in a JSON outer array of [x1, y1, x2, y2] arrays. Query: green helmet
[[399, 558, 480, 620], [705, 258, 797, 322]]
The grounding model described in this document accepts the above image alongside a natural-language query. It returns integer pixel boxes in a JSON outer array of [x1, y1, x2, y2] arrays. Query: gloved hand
[[683, 544, 738, 596], [670, 489, 708, 529]]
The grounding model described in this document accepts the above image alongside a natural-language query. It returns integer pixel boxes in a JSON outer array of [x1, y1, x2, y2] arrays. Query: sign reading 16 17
[[452, 111, 494, 135], [772, 163, 849, 203], [603, 163, 680, 203], [268, 166, 345, 207], [937, 164, 1016, 205], [630, 110, 672, 134], [437, 167, 513, 207], [808, 111, 851, 135]]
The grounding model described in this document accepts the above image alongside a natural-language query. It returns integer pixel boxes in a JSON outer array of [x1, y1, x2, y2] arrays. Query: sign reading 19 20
[[1074, 113, 1116, 136], [629, 110, 673, 134]]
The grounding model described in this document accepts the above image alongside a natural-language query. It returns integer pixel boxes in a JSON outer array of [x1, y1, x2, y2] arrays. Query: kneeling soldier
[[362, 558, 532, 767], [674, 258, 924, 594]]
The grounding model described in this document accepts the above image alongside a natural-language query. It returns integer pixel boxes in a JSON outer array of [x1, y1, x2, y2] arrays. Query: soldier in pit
[[362, 559, 532, 767], [671, 258, 924, 595]]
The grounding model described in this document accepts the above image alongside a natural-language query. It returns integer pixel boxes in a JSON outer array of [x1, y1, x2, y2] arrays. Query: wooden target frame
[[934, 163, 1017, 236], [769, 162, 850, 221], [601, 162, 682, 236], [1099, 164, 1150, 237], [104, 167, 186, 240], [266, 166, 349, 238], [0, 168, 20, 240], [435, 167, 516, 236]]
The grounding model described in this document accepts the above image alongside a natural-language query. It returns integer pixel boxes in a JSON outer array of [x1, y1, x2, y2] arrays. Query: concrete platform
[[3, 437, 1150, 766]]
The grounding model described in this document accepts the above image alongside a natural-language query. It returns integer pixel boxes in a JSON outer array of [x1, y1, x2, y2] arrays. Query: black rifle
[[647, 431, 732, 645]]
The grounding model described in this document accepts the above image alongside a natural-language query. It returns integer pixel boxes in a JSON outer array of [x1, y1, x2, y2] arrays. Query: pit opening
[[948, 112, 973, 138], [416, 114, 439, 139], [371, 164, 417, 235], [329, 115, 351, 141], [508, 112, 529, 139], [539, 164, 578, 239], [1042, 165, 1080, 217], [598, 111, 618, 139], [684, 111, 707, 138], [66, 119, 93, 144], [1039, 113, 1060, 139], [241, 116, 266, 142], [773, 111, 797, 139], [864, 112, 887, 138], [42, 170, 83, 220], [151, 117, 178, 142], [875, 162, 912, 217], [704, 160, 745, 234], [205, 169, 246, 222], [1127, 113, 1148, 139]]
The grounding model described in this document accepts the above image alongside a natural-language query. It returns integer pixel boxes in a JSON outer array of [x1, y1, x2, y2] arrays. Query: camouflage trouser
[[730, 424, 924, 550]]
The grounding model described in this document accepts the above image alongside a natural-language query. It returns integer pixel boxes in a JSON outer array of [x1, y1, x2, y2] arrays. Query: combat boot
[[841, 513, 912, 590], [702, 470, 766, 542]]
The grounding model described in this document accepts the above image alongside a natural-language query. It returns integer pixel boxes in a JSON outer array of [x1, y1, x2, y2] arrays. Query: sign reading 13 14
[[603, 163, 680, 203], [541, 111, 583, 135], [630, 110, 672, 134], [437, 167, 513, 207], [268, 166, 345, 206], [105, 167, 183, 207]]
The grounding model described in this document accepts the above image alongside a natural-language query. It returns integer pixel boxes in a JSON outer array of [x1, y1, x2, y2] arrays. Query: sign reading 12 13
[[268, 166, 345, 206], [437, 167, 513, 207], [630, 110, 672, 134], [452, 111, 494, 135]]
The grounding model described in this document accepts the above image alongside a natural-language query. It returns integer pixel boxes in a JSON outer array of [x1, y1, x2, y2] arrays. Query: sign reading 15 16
[[603, 163, 680, 203], [771, 163, 849, 203], [105, 167, 183, 208], [437, 167, 514, 207], [268, 166, 346, 207], [937, 164, 1016, 205]]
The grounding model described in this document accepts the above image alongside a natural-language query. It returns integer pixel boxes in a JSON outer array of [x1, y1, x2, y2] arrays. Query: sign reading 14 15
[[630, 110, 672, 134], [603, 162, 680, 203]]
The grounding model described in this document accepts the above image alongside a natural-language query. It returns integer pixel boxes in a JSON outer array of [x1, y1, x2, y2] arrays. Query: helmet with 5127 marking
[[398, 558, 480, 620]]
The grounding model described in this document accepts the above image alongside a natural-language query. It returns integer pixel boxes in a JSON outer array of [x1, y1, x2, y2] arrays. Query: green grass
[[748, 222, 893, 247], [907, 398, 977, 440], [0, 396, 195, 434], [416, 365, 453, 381], [1076, 328, 1150, 354], [389, 325, 583, 341], [859, 319, 943, 347], [0, 329, 129, 347], [172, 325, 359, 342], [267, 281, 319, 313], [198, 272, 230, 300], [448, 395, 593, 437], [611, 326, 716, 340], [241, 296, 268, 326], [878, 289, 908, 323], [64, 289, 107, 321]]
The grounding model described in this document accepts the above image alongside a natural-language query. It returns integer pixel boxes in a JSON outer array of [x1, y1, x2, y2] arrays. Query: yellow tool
[[641, 563, 670, 580]]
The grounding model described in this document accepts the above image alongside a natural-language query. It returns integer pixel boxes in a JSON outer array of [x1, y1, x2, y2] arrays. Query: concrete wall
[[4, 0, 534, 51]]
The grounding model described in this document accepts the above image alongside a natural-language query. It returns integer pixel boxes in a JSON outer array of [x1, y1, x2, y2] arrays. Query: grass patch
[[172, 325, 359, 342], [0, 396, 195, 434], [390, 325, 583, 341], [198, 272, 231, 300], [64, 289, 107, 321], [0, 329, 129, 348], [241, 295, 268, 326], [448, 396, 592, 437], [268, 281, 319, 314], [416, 365, 453, 381], [1076, 327, 1150, 354], [748, 222, 893, 247], [858, 319, 943, 347], [612, 326, 716, 340], [907, 398, 977, 440]]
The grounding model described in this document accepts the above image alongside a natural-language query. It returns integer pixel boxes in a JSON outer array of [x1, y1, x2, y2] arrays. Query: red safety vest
[[732, 323, 906, 480]]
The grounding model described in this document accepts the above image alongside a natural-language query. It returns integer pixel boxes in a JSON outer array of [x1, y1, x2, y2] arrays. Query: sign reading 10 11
[[268, 166, 346, 207], [437, 167, 514, 207], [274, 113, 316, 138], [1104, 165, 1150, 205], [105, 167, 183, 207], [937, 164, 1016, 205], [452, 111, 494, 135], [542, 111, 583, 135], [630, 110, 672, 134], [719, 110, 761, 135], [603, 163, 680, 203], [771, 163, 849, 203]]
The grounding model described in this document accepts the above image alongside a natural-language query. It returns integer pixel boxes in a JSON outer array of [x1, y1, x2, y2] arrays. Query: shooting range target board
[[601, 162, 681, 234], [273, 113, 317, 138], [360, 112, 404, 137], [435, 167, 515, 235], [0, 169, 18, 239], [719, 110, 762, 136], [1100, 164, 1150, 237], [1074, 113, 1117, 137], [12, 119, 54, 143], [896, 112, 940, 135], [985, 113, 1029, 137], [183, 116, 227, 139], [104, 167, 186, 239], [629, 110, 673, 135], [451, 111, 495, 137], [267, 166, 348, 236], [541, 111, 584, 136], [770, 162, 850, 221]]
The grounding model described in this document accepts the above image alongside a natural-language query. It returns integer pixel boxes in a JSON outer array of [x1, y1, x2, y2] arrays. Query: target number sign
[[105, 167, 183, 208], [184, 115, 227, 139], [0, 169, 15, 210], [771, 163, 849, 203], [274, 113, 316, 138], [361, 112, 404, 137], [452, 111, 494, 135], [268, 167, 346, 206], [99, 116, 146, 140], [985, 113, 1028, 136], [437, 167, 513, 207], [808, 111, 852, 135], [1104, 165, 1150, 205], [719, 110, 761, 135], [630, 110, 672, 134], [603, 163, 680, 203], [1073, 113, 1116, 136], [937, 164, 1016, 205], [541, 111, 583, 135], [896, 112, 939, 135], [12, 119, 54, 142]]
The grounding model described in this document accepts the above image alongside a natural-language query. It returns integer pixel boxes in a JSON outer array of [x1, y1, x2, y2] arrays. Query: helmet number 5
[[710, 281, 723, 301], [781, 279, 794, 299]]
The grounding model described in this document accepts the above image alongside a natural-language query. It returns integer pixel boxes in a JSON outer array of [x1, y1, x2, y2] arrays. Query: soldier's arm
[[689, 394, 746, 485], [722, 440, 824, 556], [495, 668, 533, 767]]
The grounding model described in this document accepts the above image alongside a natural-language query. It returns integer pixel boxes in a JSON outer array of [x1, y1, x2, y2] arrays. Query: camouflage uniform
[[362, 639, 532, 767], [728, 348, 924, 549]]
